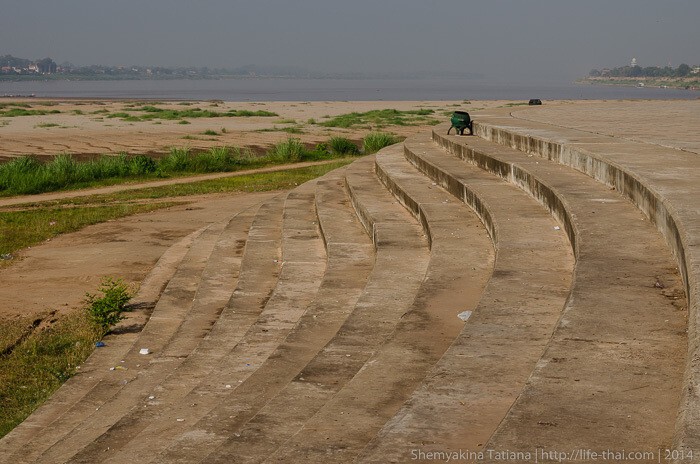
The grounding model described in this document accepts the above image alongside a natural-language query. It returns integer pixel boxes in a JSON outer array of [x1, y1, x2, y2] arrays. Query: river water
[[0, 78, 696, 101]]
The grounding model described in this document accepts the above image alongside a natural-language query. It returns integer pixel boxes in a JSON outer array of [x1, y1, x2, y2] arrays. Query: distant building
[[631, 57, 638, 67], [36, 58, 57, 74]]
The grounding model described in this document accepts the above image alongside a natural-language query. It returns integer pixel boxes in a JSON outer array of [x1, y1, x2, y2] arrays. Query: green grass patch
[[202, 129, 220, 136], [0, 102, 32, 110], [0, 135, 360, 197], [363, 132, 399, 154], [34, 123, 60, 128], [85, 277, 133, 334], [268, 138, 305, 163], [329, 137, 360, 156], [0, 109, 61, 117], [0, 310, 102, 437], [98, 160, 355, 198], [13, 160, 354, 210], [321, 108, 437, 129], [0, 203, 176, 256], [0, 154, 166, 195], [108, 107, 277, 122]]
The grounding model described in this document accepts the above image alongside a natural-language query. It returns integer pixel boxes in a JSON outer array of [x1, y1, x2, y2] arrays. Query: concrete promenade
[[2, 99, 699, 463], [475, 99, 700, 459]]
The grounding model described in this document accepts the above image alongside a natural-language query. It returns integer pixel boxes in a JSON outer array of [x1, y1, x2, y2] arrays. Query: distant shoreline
[[2, 78, 697, 101], [0, 74, 482, 83], [578, 76, 700, 91]]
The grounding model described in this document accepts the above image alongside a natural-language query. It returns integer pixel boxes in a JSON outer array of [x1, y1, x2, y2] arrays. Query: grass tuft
[[85, 277, 133, 334], [363, 132, 399, 154], [329, 137, 360, 156], [268, 138, 305, 163]]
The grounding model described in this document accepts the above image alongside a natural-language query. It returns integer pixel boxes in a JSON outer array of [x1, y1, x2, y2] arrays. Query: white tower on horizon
[[631, 57, 638, 67]]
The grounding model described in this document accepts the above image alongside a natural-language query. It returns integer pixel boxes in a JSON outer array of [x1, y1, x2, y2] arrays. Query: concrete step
[[90, 171, 375, 464], [111, 181, 327, 464], [11, 198, 271, 464], [436, 129, 684, 454], [472, 114, 700, 455], [174, 156, 431, 464], [55, 194, 287, 464], [264, 144, 495, 463], [360, 134, 575, 461], [8, 216, 232, 464], [0, 225, 203, 461]]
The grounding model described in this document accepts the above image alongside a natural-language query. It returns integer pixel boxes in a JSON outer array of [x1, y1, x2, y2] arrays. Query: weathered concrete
[[361, 136, 574, 461], [432, 125, 686, 457], [11, 219, 235, 464], [471, 102, 700, 458], [0, 226, 205, 460], [109, 174, 375, 464], [265, 145, 494, 463], [181, 157, 430, 463], [61, 195, 290, 463], [0, 194, 281, 463]]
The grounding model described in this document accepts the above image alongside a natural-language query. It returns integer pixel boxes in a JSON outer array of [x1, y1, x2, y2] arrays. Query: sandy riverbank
[[0, 99, 566, 159]]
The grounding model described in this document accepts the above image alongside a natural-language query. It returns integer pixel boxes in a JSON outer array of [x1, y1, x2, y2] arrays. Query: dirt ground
[[0, 191, 277, 322]]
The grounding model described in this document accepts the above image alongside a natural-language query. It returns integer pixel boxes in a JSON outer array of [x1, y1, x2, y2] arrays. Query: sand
[[0, 99, 534, 159]]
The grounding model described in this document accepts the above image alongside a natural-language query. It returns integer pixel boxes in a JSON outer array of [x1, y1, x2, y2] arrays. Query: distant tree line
[[589, 63, 697, 78], [0, 54, 32, 68], [1, 53, 483, 81], [1, 55, 57, 74]]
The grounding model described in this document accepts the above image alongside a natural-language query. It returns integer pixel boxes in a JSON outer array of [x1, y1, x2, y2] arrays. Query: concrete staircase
[[0, 112, 695, 463]]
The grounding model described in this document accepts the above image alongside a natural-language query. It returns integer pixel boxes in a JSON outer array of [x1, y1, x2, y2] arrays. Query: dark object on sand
[[529, 99, 543, 105], [448, 111, 473, 135]]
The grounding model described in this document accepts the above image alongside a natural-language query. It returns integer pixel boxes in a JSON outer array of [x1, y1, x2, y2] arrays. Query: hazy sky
[[2, 0, 698, 82]]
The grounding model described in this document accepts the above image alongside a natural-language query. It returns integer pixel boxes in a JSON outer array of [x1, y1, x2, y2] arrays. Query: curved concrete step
[[87, 171, 375, 464], [55, 194, 287, 463], [359, 134, 574, 461], [435, 129, 685, 453], [0, 225, 204, 461], [104, 181, 328, 464], [264, 144, 495, 463], [473, 114, 700, 456], [7, 218, 230, 464], [12, 198, 272, 464], [174, 156, 431, 464]]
